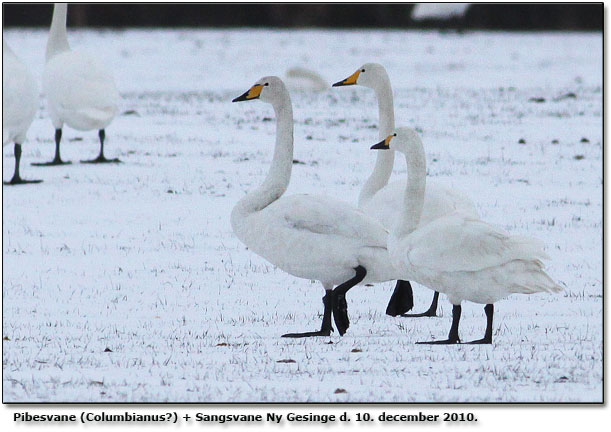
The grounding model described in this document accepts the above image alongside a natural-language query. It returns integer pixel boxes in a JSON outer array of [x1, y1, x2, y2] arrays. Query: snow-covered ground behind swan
[[2, 29, 602, 402]]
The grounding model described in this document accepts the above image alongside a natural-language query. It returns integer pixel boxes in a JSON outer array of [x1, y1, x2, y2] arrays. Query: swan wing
[[404, 213, 550, 273], [363, 179, 479, 228], [279, 194, 388, 248]]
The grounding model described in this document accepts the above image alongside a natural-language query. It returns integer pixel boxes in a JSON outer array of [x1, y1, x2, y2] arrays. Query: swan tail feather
[[508, 235, 551, 261], [510, 260, 563, 295]]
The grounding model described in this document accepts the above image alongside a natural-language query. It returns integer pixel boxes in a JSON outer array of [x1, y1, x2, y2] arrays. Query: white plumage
[[334, 63, 478, 222], [3, 39, 41, 184], [284, 67, 329, 92], [3, 41, 38, 147], [411, 3, 471, 21], [376, 127, 562, 344], [333, 62, 478, 316], [45, 51, 119, 132], [363, 180, 478, 232], [37, 3, 120, 165], [392, 215, 559, 305], [231, 76, 398, 337], [234, 194, 394, 286]]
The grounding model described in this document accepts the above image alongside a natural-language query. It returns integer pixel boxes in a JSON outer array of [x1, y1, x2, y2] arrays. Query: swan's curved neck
[[235, 92, 294, 217], [46, 3, 70, 62], [358, 75, 396, 208], [397, 140, 426, 238]]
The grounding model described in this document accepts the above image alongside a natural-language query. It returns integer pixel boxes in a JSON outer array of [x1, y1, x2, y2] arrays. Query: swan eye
[[393, 133, 397, 136], [264, 83, 269, 86], [361, 69, 365, 72]]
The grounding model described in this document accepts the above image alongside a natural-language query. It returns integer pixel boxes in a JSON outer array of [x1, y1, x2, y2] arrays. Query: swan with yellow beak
[[370, 127, 562, 344], [230, 76, 400, 338], [333, 62, 480, 319], [232, 83, 266, 102]]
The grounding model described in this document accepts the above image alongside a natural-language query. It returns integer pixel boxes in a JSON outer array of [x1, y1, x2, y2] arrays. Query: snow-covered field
[[2, 29, 602, 402]]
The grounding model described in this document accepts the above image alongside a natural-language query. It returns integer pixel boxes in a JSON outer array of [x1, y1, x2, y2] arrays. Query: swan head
[[232, 76, 287, 104], [332, 63, 388, 89], [370, 127, 421, 154]]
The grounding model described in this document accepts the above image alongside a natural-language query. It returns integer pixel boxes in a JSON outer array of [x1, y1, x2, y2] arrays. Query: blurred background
[[2, 3, 602, 30]]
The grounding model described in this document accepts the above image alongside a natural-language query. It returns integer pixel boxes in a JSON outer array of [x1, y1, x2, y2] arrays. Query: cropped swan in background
[[371, 128, 562, 344], [334, 63, 479, 318], [3, 40, 42, 185], [284, 67, 330, 92], [411, 3, 471, 21], [231, 76, 398, 337], [34, 3, 120, 166]]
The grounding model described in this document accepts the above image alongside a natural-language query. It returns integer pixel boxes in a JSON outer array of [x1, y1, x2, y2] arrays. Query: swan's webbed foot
[[33, 129, 70, 166], [82, 129, 120, 164], [283, 267, 366, 339], [463, 304, 494, 344], [417, 304, 461, 345], [400, 291, 440, 318], [385, 280, 414, 316], [401, 311, 437, 318], [6, 144, 43, 184], [463, 337, 492, 345], [282, 290, 334, 338], [32, 158, 71, 166], [81, 155, 121, 164], [416, 338, 461, 345], [282, 329, 332, 338], [4, 177, 43, 185], [401, 307, 438, 318]]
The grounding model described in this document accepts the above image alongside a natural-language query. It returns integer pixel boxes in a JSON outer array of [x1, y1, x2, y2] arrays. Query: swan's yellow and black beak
[[332, 70, 361, 87], [232, 84, 264, 102], [371, 135, 393, 150]]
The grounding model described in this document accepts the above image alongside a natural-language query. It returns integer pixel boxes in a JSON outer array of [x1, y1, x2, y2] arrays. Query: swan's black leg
[[400, 291, 440, 318], [417, 304, 461, 344], [385, 280, 414, 316], [282, 290, 334, 338], [32, 129, 71, 166], [332, 265, 367, 336], [465, 304, 494, 344], [4, 144, 43, 185], [81, 129, 121, 164]]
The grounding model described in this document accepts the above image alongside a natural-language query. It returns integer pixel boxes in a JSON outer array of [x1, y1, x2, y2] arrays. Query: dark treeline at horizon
[[2, 3, 602, 30]]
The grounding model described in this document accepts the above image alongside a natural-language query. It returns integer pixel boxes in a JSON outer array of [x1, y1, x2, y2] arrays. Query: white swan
[[3, 39, 42, 185], [284, 67, 329, 92], [411, 3, 471, 21], [231, 76, 398, 337], [371, 127, 562, 344], [34, 3, 120, 166], [333, 62, 479, 318]]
